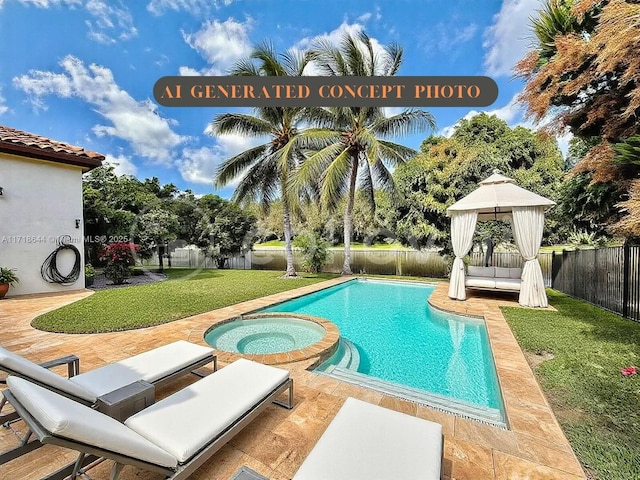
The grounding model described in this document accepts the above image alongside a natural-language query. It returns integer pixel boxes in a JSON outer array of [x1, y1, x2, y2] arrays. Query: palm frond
[[376, 140, 418, 166], [320, 148, 353, 210], [292, 142, 346, 191], [342, 33, 367, 76], [214, 144, 269, 187], [229, 58, 261, 76], [231, 154, 280, 204], [382, 42, 403, 76], [370, 109, 436, 137], [372, 159, 395, 193], [209, 113, 274, 137], [251, 41, 287, 76], [295, 128, 343, 151]]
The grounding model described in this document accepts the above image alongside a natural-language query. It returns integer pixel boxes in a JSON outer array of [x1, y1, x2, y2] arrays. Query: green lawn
[[254, 240, 413, 250], [502, 291, 640, 480], [32, 269, 337, 334]]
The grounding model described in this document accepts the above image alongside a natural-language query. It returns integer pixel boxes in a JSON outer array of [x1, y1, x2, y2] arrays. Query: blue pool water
[[261, 279, 504, 413]]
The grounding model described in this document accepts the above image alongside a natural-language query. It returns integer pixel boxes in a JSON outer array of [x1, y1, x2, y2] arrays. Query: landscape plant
[[293, 232, 331, 273], [99, 242, 138, 285]]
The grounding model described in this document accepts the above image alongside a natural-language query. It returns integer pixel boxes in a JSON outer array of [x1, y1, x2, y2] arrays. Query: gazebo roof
[[446, 171, 555, 219]]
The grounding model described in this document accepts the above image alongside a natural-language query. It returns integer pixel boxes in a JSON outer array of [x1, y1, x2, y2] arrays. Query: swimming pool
[[261, 278, 505, 424]]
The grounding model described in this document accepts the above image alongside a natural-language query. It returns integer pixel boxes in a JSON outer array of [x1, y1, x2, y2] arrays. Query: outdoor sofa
[[2, 358, 293, 480], [293, 397, 443, 480], [465, 265, 522, 292], [0, 340, 216, 463]]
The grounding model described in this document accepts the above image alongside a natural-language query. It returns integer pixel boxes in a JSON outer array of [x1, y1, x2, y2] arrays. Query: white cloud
[[295, 22, 388, 76], [104, 153, 137, 176], [357, 12, 372, 23], [177, 133, 265, 186], [421, 22, 478, 56], [439, 94, 525, 137], [147, 0, 232, 16], [13, 55, 186, 165], [5, 0, 136, 43], [484, 0, 543, 76], [0, 87, 8, 116], [180, 17, 253, 76], [178, 66, 201, 76], [85, 0, 137, 44], [7, 0, 82, 7]]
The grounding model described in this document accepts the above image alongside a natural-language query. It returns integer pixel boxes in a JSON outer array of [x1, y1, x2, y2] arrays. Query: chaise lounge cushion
[[6, 376, 177, 468], [293, 397, 443, 480], [0, 347, 95, 402], [125, 358, 289, 463], [69, 340, 213, 398]]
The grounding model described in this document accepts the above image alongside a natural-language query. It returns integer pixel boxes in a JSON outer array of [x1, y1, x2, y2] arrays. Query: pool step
[[315, 338, 360, 372], [335, 338, 360, 370], [322, 367, 507, 429]]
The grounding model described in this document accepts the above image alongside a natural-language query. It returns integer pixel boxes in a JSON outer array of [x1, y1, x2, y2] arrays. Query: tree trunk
[[282, 195, 298, 277], [158, 245, 164, 272], [342, 157, 359, 275], [484, 238, 494, 267]]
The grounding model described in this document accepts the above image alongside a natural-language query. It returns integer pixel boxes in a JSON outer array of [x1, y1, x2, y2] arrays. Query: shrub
[[293, 232, 330, 273], [0, 268, 19, 286], [99, 242, 138, 285]]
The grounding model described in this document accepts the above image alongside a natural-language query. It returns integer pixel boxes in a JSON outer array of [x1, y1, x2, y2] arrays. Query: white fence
[[141, 248, 552, 284]]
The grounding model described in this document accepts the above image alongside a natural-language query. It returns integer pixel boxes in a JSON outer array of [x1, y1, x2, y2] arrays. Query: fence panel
[[250, 249, 450, 277], [551, 245, 639, 322]]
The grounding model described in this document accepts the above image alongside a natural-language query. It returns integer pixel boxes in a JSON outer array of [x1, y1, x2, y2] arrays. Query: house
[[0, 125, 104, 296]]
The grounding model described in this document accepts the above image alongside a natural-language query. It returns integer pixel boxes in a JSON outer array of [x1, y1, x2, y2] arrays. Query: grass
[[32, 269, 337, 334], [502, 290, 640, 480], [254, 240, 413, 250]]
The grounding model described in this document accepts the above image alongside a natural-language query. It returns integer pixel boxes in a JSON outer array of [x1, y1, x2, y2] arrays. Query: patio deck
[[0, 279, 585, 480]]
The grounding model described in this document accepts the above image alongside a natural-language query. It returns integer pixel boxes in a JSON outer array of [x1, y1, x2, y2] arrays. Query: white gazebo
[[446, 171, 556, 307]]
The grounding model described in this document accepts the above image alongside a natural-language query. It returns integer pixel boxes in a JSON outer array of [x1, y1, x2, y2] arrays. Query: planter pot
[[85, 276, 95, 287], [0, 283, 9, 299]]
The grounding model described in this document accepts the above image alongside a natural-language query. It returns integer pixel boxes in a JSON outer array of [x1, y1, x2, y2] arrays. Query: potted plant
[[84, 264, 96, 287], [0, 268, 19, 299]]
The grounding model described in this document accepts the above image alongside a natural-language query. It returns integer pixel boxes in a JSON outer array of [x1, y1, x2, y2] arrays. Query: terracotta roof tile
[[0, 125, 105, 162]]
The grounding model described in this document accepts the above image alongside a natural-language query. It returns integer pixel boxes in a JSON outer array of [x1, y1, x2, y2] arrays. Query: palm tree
[[211, 44, 311, 278], [294, 32, 436, 275]]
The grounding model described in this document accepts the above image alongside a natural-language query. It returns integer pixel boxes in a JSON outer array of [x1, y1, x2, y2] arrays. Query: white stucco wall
[[0, 153, 86, 296]]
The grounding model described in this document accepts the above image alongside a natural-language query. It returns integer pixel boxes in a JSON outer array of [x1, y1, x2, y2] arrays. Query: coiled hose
[[41, 235, 81, 285]]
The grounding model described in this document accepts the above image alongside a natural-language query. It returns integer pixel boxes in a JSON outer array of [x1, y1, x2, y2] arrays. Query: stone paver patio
[[0, 278, 586, 480]]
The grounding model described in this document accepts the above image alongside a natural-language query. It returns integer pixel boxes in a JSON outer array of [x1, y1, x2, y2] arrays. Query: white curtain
[[512, 206, 547, 307], [448, 210, 478, 300]]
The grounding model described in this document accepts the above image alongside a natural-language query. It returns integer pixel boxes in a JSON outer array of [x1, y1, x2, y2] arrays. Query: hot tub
[[204, 312, 340, 363]]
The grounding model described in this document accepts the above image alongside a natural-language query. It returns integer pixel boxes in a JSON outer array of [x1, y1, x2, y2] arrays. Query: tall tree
[[211, 43, 311, 278], [394, 115, 567, 252], [295, 31, 435, 274], [515, 0, 640, 235]]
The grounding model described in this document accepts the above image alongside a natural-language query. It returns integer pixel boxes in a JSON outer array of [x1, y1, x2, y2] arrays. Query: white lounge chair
[[0, 341, 215, 463], [293, 397, 444, 480], [3, 358, 293, 480]]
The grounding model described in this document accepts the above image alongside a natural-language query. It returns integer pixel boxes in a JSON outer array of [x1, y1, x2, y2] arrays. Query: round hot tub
[[204, 312, 340, 364]]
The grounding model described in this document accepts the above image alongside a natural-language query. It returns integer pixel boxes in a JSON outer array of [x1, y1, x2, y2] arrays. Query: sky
[[0, 0, 563, 198]]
